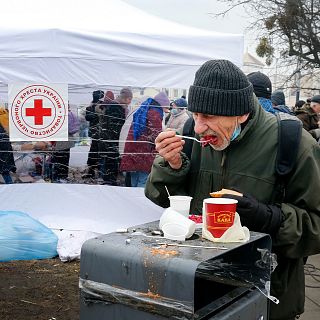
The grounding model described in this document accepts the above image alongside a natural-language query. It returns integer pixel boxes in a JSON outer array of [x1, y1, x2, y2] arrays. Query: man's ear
[[238, 113, 250, 124]]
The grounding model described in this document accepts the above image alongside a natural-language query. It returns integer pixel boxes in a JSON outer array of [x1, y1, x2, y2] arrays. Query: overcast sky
[[123, 0, 256, 50]]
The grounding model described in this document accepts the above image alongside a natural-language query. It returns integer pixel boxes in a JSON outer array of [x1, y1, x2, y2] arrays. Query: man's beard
[[210, 135, 230, 151]]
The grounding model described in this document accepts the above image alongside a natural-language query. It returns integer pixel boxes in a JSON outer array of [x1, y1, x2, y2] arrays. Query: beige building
[[297, 70, 320, 101], [242, 50, 265, 75]]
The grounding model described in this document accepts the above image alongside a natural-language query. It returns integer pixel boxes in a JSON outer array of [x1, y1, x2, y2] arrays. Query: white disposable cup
[[159, 207, 196, 239], [162, 223, 189, 241], [168, 195, 193, 218]]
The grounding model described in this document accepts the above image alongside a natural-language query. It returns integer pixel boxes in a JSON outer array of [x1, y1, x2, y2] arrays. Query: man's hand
[[222, 193, 283, 235], [155, 130, 185, 170]]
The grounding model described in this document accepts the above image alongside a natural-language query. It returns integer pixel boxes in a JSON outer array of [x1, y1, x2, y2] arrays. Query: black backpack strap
[[272, 113, 302, 205]]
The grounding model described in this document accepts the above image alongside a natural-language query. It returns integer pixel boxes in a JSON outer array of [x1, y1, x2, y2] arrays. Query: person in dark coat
[[293, 100, 306, 114], [50, 105, 80, 182], [296, 94, 320, 140], [271, 90, 294, 115], [247, 71, 276, 114], [0, 124, 16, 183], [98, 88, 132, 185], [84, 90, 104, 179]]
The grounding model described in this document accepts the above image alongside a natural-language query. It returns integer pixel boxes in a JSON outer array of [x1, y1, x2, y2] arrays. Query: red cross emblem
[[25, 99, 52, 125]]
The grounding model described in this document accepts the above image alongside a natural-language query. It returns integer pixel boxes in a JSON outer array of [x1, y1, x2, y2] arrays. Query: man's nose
[[194, 118, 208, 134]]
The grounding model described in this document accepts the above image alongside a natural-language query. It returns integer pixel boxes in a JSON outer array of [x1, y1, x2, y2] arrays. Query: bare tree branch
[[217, 0, 320, 68]]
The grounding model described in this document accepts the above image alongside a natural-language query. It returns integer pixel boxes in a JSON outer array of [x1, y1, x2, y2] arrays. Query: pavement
[[300, 254, 320, 319]]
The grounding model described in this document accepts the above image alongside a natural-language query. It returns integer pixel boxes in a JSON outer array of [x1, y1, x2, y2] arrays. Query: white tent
[[0, 0, 244, 104], [0, 1, 244, 261]]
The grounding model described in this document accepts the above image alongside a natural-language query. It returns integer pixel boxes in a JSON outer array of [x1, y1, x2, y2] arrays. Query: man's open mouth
[[200, 135, 218, 147]]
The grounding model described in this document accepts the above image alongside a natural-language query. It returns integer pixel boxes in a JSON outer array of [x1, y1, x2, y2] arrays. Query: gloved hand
[[223, 193, 284, 235]]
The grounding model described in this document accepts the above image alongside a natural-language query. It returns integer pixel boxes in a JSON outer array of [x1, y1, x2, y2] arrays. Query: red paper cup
[[203, 198, 238, 238]]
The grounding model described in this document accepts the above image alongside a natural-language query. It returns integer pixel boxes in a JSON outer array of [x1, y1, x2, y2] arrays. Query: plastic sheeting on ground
[[0, 184, 164, 261], [0, 210, 58, 262]]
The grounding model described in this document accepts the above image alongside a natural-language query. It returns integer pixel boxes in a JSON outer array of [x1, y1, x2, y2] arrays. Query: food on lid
[[210, 188, 243, 197]]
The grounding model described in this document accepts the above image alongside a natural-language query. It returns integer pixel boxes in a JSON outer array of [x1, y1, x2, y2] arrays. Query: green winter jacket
[[145, 99, 320, 320]]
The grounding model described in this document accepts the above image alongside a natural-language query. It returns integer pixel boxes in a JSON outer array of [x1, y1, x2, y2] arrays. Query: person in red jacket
[[120, 92, 170, 187]]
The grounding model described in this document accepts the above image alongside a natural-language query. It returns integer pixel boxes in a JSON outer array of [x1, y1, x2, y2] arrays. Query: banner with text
[[8, 83, 68, 141]]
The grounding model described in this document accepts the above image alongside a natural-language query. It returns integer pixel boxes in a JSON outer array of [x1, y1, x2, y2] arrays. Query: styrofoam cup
[[162, 223, 188, 241], [168, 195, 192, 218], [159, 207, 196, 239]]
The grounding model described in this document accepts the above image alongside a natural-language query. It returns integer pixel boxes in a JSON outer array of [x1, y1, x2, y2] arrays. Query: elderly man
[[145, 60, 320, 320]]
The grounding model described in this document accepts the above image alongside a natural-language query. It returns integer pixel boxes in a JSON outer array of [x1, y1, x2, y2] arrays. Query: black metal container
[[80, 221, 272, 320]]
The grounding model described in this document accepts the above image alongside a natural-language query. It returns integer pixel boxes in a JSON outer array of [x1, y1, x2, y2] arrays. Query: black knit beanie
[[247, 71, 272, 99], [92, 90, 104, 102], [311, 95, 320, 104], [271, 89, 285, 106], [188, 60, 254, 116]]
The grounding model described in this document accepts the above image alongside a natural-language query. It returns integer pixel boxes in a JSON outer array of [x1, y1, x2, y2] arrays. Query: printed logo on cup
[[209, 211, 234, 224], [204, 198, 238, 238], [8, 83, 68, 141]]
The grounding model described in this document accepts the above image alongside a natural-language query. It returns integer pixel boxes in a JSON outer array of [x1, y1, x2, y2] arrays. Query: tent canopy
[[0, 0, 244, 103]]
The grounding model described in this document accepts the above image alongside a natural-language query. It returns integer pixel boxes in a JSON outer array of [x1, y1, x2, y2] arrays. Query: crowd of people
[[82, 88, 191, 187], [1, 71, 320, 188], [0, 88, 192, 185]]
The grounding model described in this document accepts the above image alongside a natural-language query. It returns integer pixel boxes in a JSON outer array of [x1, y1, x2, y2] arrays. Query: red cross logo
[[25, 99, 52, 125]]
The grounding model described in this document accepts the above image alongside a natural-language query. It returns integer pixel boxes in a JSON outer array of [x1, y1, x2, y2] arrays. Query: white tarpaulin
[[0, 0, 244, 104], [0, 184, 164, 261]]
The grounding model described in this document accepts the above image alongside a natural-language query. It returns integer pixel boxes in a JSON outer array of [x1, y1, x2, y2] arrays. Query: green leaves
[[256, 37, 274, 66]]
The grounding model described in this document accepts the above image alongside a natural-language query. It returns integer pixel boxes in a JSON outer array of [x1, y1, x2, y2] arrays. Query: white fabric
[[202, 210, 250, 243], [0, 184, 163, 261], [69, 145, 90, 170], [55, 230, 101, 262], [0, 0, 243, 104], [119, 111, 135, 155]]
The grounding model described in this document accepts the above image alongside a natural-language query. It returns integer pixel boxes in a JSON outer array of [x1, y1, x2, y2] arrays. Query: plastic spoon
[[164, 185, 171, 198], [176, 134, 210, 144]]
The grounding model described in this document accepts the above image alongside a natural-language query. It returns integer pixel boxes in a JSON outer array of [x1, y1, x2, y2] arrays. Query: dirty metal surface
[[80, 221, 271, 319]]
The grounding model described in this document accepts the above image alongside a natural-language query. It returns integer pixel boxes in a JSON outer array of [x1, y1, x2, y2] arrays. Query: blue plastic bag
[[0, 211, 58, 262]]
